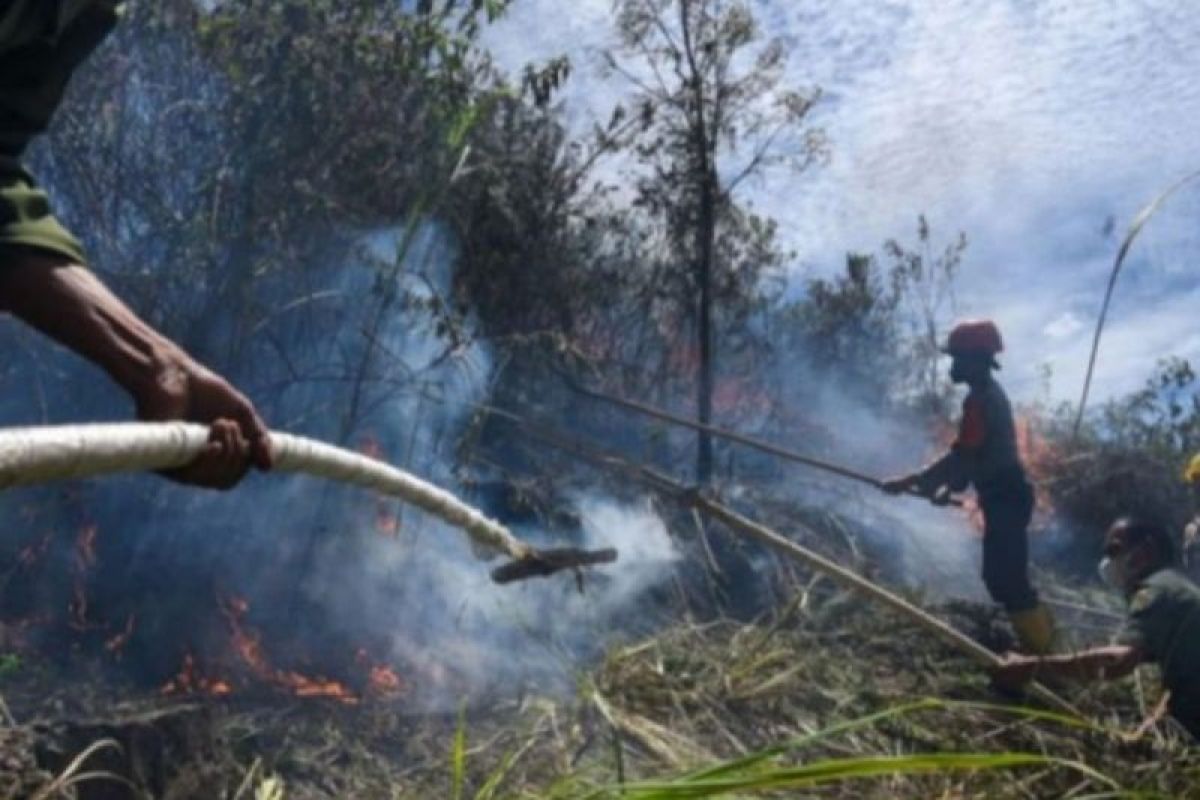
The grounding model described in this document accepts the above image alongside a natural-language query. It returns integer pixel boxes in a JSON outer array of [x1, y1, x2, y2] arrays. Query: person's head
[[943, 319, 1003, 385], [1100, 516, 1177, 594]]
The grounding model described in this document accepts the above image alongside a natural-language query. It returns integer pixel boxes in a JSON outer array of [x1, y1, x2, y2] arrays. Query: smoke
[[849, 491, 987, 602], [332, 493, 679, 708], [198, 224, 684, 704], [0, 222, 685, 707], [752, 347, 990, 604]]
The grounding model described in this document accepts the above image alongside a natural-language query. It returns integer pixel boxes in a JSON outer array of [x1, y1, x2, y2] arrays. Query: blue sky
[[484, 0, 1200, 407]]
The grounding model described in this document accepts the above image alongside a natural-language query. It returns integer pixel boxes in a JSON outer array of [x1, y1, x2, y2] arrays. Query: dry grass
[[6, 582, 1197, 799], [4, 493, 1200, 798]]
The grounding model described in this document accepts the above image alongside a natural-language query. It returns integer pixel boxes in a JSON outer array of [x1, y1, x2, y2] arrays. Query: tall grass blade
[[452, 701, 468, 800], [591, 752, 1115, 799]]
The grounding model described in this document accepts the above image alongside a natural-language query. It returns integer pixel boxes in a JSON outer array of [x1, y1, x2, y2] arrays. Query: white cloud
[[484, 0, 1200, 407], [1043, 311, 1084, 341]]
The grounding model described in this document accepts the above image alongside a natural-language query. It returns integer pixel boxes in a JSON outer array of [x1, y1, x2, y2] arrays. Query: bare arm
[[0, 250, 272, 487], [994, 645, 1144, 688]]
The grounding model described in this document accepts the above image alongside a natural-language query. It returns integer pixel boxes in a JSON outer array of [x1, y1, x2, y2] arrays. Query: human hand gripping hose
[[0, 422, 617, 584]]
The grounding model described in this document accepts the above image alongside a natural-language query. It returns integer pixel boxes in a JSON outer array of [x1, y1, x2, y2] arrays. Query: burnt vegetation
[[1, 1, 1199, 797]]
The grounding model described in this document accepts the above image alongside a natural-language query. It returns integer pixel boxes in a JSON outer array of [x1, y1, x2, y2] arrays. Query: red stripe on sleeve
[[955, 394, 986, 449]]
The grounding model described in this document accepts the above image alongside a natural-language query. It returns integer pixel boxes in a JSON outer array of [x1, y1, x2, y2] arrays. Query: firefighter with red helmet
[[883, 319, 1055, 654]]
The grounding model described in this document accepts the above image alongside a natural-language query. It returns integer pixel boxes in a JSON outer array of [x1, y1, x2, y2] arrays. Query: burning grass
[[4, 576, 1200, 798], [3, 475, 1199, 798]]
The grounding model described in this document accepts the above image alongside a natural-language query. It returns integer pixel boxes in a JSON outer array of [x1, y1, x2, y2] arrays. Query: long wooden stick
[[687, 494, 1079, 715], [571, 379, 884, 486], [488, 407, 1080, 716], [564, 379, 962, 506]]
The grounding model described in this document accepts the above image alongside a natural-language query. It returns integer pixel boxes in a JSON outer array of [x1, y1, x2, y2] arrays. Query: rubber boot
[[1008, 604, 1056, 655]]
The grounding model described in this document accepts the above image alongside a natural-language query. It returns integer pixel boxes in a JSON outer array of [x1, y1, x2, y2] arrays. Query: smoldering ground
[[0, 225, 684, 708]]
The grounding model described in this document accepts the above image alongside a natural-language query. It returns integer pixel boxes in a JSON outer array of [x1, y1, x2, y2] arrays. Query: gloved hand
[[880, 474, 919, 495], [930, 485, 955, 506]]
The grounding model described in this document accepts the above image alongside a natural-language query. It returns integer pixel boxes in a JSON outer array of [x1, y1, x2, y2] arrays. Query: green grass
[[573, 700, 1119, 799]]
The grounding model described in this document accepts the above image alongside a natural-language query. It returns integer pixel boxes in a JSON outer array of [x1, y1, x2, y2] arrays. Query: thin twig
[[1074, 168, 1200, 435]]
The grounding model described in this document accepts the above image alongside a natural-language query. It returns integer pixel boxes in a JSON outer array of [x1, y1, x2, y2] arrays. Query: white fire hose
[[0, 422, 616, 582]]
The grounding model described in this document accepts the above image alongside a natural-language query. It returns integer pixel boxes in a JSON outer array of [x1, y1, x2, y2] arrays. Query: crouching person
[[994, 516, 1200, 741]]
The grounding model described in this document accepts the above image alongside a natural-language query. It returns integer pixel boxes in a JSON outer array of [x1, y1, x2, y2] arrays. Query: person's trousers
[[980, 481, 1037, 613]]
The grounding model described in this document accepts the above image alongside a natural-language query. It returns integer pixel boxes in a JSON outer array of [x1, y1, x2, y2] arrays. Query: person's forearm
[[916, 451, 960, 494], [1031, 646, 1141, 682], [0, 257, 189, 403], [1, 251, 273, 485]]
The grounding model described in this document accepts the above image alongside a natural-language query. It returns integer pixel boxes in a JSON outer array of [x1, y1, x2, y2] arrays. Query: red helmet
[[944, 319, 1003, 357]]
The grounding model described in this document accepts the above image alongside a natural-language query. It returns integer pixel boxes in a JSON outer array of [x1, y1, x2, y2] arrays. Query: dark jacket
[[0, 1, 121, 156], [1119, 567, 1200, 739], [917, 376, 1028, 503]]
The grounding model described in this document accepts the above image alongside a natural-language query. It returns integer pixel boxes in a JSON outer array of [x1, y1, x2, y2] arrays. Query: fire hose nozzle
[[490, 547, 619, 584]]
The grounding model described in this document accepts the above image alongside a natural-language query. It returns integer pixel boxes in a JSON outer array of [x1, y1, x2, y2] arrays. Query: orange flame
[[368, 664, 404, 696], [221, 596, 359, 705], [1013, 413, 1060, 523], [160, 652, 233, 697], [360, 437, 402, 537], [356, 648, 406, 698], [930, 410, 1060, 530], [375, 507, 401, 538], [105, 613, 137, 658], [68, 524, 100, 631]]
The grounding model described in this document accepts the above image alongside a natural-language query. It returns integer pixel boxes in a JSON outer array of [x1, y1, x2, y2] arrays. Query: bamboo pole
[[564, 379, 962, 506], [688, 493, 1079, 715], [488, 407, 1080, 716], [566, 379, 883, 487]]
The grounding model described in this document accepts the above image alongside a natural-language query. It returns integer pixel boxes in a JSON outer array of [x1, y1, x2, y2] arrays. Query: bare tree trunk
[[681, 0, 715, 484], [696, 172, 715, 483]]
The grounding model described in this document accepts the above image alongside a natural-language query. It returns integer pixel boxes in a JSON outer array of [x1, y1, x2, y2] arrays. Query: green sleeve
[[1117, 586, 1172, 660]]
